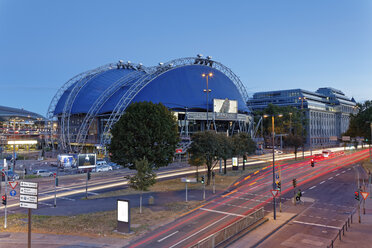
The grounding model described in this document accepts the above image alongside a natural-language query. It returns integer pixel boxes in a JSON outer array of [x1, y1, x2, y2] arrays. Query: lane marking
[[157, 231, 179, 242], [222, 189, 237, 198], [39, 202, 53, 207], [328, 177, 333, 180], [244, 175, 251, 180], [309, 186, 316, 190], [254, 170, 259, 175], [169, 215, 230, 248], [249, 182, 257, 186], [59, 196, 76, 201], [293, 220, 340, 230], [200, 208, 245, 217], [320, 181, 325, 184], [336, 173, 340, 176], [341, 171, 346, 173]]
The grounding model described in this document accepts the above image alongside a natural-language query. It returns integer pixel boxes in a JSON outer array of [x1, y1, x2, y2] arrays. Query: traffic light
[[87, 171, 91, 180], [1, 172, 4, 182], [311, 159, 315, 167], [355, 191, 360, 201], [201, 176, 205, 184], [277, 181, 281, 190], [243, 155, 247, 163], [2, 195, 6, 205], [292, 178, 297, 188], [55, 177, 59, 186]]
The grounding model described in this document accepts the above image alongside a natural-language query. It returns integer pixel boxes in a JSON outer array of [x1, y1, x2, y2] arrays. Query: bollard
[[343, 225, 345, 235], [148, 196, 154, 205], [345, 221, 348, 231], [331, 240, 334, 248], [351, 214, 353, 224], [339, 230, 341, 240]]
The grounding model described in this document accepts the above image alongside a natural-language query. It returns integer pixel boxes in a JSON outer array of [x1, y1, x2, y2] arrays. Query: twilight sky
[[1, 0, 371, 115]]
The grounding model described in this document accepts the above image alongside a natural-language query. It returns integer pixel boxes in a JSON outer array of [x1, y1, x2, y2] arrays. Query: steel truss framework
[[50, 57, 253, 152]]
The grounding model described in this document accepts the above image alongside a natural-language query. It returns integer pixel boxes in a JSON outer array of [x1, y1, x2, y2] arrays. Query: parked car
[[95, 164, 113, 172], [33, 169, 54, 177], [108, 162, 121, 170], [96, 160, 107, 166]]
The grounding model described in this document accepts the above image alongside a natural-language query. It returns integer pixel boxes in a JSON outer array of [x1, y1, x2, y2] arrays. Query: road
[[127, 149, 370, 248]]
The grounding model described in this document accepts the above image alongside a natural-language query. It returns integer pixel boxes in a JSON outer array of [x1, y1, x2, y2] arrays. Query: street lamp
[[299, 96, 307, 158], [264, 113, 283, 219], [202, 72, 213, 130]]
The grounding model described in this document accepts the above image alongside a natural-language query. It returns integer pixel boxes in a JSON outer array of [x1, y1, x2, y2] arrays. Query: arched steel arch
[[46, 63, 114, 149], [60, 65, 116, 151], [75, 68, 150, 150], [100, 56, 252, 147]]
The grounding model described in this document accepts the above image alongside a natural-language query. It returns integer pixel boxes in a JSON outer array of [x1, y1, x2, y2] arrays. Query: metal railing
[[327, 208, 356, 248], [189, 207, 264, 248]]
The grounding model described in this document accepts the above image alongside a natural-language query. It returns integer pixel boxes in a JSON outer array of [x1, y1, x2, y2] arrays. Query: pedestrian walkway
[[332, 197, 372, 248], [0, 232, 127, 248]]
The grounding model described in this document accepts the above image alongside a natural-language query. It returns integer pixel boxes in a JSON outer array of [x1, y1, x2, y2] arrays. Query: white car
[[34, 169, 54, 177], [95, 165, 112, 172]]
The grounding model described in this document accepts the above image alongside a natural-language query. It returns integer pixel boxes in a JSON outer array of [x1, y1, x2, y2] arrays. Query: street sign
[[20, 182, 38, 188], [20, 195, 38, 203], [20, 181, 38, 209], [9, 181, 18, 189], [10, 190, 16, 196], [20, 187, 38, 196], [20, 202, 37, 209], [181, 178, 197, 183], [175, 149, 183, 154], [275, 174, 279, 179], [361, 192, 369, 200], [342, 136, 350, 141], [271, 189, 279, 197]]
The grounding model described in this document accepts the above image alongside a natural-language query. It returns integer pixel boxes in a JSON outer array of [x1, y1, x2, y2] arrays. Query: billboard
[[57, 154, 76, 168], [77, 153, 97, 168], [213, 98, 237, 114]]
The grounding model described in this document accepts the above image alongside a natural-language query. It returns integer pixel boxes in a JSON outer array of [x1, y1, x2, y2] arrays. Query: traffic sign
[[20, 202, 37, 209], [20, 181, 38, 188], [181, 178, 197, 183], [175, 148, 183, 154], [10, 190, 16, 196], [20, 187, 38, 196], [9, 181, 18, 189], [271, 189, 279, 197], [275, 174, 279, 179], [20, 195, 37, 203], [361, 192, 369, 200]]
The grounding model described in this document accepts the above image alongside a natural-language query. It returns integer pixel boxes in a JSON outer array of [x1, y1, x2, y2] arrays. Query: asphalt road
[[126, 149, 370, 248]]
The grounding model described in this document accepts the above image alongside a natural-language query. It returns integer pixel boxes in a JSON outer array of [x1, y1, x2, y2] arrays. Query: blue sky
[[1, 0, 371, 115]]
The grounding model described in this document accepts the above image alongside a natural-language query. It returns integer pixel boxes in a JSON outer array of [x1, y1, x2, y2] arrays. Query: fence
[[327, 208, 356, 248], [188, 207, 264, 248]]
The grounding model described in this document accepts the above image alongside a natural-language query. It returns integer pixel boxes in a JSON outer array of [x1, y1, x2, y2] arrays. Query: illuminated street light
[[202, 72, 213, 130]]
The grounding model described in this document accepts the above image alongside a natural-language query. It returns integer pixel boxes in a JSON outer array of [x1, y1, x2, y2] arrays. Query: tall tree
[[232, 132, 256, 170], [217, 133, 233, 174], [109, 102, 179, 169], [285, 134, 303, 160], [189, 131, 220, 185], [128, 157, 157, 213], [345, 101, 372, 144]]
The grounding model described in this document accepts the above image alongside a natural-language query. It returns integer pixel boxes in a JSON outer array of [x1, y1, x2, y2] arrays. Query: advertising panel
[[77, 153, 97, 168], [213, 98, 238, 114]]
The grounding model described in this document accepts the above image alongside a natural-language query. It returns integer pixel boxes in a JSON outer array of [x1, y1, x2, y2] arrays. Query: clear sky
[[1, 0, 371, 115]]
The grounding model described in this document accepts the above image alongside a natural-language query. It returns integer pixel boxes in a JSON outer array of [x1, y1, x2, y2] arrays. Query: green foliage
[[109, 102, 179, 169], [284, 134, 303, 159], [345, 100, 372, 144], [232, 132, 256, 156], [129, 158, 157, 192]]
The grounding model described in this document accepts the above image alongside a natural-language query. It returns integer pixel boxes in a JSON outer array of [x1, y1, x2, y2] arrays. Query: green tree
[[109, 102, 179, 169], [189, 154, 205, 181], [189, 131, 220, 185], [285, 134, 303, 160], [128, 157, 157, 214], [217, 133, 233, 174], [232, 132, 256, 170], [345, 101, 372, 144]]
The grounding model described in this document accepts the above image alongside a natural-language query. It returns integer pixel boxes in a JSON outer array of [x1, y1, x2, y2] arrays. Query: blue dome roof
[[54, 64, 249, 115]]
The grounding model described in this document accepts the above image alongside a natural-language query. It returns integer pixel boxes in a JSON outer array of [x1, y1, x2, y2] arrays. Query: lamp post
[[299, 97, 306, 159], [264, 114, 283, 219], [202, 72, 213, 130]]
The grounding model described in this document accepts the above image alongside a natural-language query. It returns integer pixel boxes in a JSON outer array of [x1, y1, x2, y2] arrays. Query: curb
[[250, 213, 298, 248]]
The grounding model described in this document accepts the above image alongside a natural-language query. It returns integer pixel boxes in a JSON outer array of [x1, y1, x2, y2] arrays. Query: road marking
[[222, 189, 237, 198], [39, 202, 53, 207], [328, 177, 333, 180], [341, 171, 346, 173], [169, 215, 230, 248], [293, 220, 340, 229], [320, 181, 325, 184], [59, 196, 75, 201], [157, 231, 179, 242], [336, 173, 340, 176], [249, 182, 257, 186], [348, 168, 351, 171], [254, 170, 259, 175], [88, 191, 99, 195], [244, 175, 251, 180], [309, 186, 316, 190], [200, 208, 245, 217]]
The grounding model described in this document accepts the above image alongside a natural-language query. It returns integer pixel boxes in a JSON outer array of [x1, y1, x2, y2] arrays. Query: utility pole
[[4, 159, 7, 229], [272, 116, 276, 220]]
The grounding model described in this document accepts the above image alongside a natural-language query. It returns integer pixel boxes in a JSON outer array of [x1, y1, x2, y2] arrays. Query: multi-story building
[[248, 87, 358, 147]]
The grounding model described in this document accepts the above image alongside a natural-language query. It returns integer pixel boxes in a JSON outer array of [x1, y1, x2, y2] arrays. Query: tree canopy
[[345, 100, 372, 144], [109, 101, 179, 169]]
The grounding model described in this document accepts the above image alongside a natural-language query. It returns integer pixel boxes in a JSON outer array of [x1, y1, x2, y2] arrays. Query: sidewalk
[[332, 197, 372, 248], [0, 232, 127, 248], [229, 211, 297, 248]]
